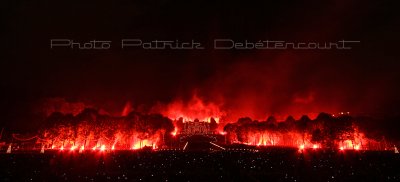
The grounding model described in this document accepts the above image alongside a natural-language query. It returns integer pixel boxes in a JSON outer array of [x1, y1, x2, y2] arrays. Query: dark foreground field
[[0, 149, 399, 182]]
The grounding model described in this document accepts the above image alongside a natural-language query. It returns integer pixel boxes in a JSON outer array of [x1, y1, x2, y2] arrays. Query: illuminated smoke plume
[[37, 98, 87, 117], [121, 101, 133, 117], [153, 94, 226, 123]]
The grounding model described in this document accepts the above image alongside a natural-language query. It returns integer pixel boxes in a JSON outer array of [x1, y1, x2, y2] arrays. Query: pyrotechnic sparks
[[27, 110, 173, 151], [4, 106, 393, 152], [222, 113, 387, 151]]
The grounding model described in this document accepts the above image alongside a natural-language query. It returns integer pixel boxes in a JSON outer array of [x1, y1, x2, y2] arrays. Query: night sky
[[1, 0, 399, 131]]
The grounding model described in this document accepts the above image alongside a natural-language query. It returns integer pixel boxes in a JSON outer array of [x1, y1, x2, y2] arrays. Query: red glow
[[33, 102, 386, 152], [338, 138, 363, 151], [131, 140, 155, 150], [160, 95, 225, 123], [227, 130, 373, 150], [221, 113, 387, 151], [39, 119, 163, 151], [171, 127, 178, 136]]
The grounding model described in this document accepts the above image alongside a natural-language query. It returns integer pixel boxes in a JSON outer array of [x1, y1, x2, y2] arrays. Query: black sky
[[1, 0, 399, 131]]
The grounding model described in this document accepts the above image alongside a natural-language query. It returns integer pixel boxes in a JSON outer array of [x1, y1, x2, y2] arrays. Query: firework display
[[2, 0, 400, 181]]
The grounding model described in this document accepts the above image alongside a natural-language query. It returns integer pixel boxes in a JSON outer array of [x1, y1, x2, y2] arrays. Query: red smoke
[[37, 98, 87, 117], [153, 94, 226, 123]]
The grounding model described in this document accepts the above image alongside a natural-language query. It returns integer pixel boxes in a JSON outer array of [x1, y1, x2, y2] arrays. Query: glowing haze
[[154, 94, 225, 123]]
